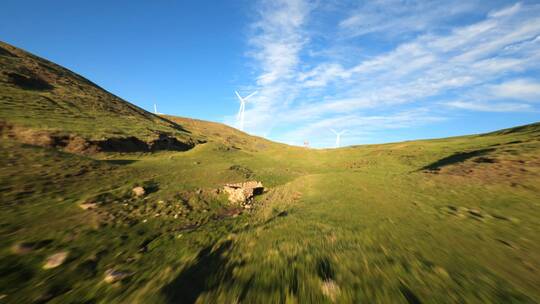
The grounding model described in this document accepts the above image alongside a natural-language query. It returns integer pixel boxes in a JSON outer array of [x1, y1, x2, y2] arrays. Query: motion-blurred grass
[[1, 40, 539, 303]]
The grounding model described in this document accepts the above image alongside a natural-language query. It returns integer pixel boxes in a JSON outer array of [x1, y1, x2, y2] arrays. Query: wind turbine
[[235, 90, 257, 131], [331, 129, 347, 148], [153, 104, 161, 115]]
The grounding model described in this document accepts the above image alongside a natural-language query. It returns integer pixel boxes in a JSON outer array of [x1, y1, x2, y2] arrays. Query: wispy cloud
[[489, 79, 540, 102], [339, 0, 482, 39], [230, 0, 311, 135], [279, 108, 446, 146], [233, 1, 540, 147], [446, 100, 532, 112]]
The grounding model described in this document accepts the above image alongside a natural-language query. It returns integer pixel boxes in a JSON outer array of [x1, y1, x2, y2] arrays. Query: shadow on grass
[[420, 148, 495, 171], [162, 241, 235, 304], [103, 159, 138, 166], [399, 283, 422, 304]]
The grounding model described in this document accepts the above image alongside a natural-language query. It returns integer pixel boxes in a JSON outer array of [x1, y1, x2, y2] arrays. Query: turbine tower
[[235, 90, 257, 131], [154, 104, 158, 114], [331, 129, 347, 148]]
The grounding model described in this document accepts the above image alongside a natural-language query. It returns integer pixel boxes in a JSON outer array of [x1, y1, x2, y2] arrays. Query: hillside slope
[[0, 41, 200, 152], [0, 42, 539, 304]]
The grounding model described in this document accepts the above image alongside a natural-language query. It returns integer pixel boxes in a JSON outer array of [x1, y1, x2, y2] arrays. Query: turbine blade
[[244, 91, 258, 101], [330, 129, 337, 135], [235, 91, 243, 101]]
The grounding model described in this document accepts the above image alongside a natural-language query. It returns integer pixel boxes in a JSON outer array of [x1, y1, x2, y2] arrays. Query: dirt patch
[[0, 121, 195, 153], [6, 72, 54, 91], [473, 157, 497, 164], [0, 45, 17, 57], [229, 165, 254, 178], [214, 207, 244, 220]]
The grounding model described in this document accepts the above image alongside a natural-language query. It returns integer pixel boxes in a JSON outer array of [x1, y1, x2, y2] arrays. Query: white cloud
[[231, 0, 311, 134], [249, 0, 309, 86], [279, 108, 446, 147], [446, 100, 532, 112], [339, 0, 482, 38], [489, 2, 521, 18], [234, 1, 540, 146], [489, 79, 540, 101]]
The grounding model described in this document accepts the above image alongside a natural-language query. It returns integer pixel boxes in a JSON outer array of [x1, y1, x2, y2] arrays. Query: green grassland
[[0, 41, 195, 145], [1, 41, 540, 303]]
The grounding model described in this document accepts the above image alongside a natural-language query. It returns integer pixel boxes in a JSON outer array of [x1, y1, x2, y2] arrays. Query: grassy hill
[[1, 42, 539, 303], [0, 41, 200, 153]]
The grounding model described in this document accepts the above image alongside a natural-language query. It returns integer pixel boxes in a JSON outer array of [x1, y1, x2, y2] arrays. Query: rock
[[223, 181, 264, 204], [433, 266, 449, 278], [43, 251, 69, 269], [132, 186, 145, 197], [468, 209, 484, 220], [11, 242, 34, 254], [79, 202, 97, 210], [104, 269, 131, 283]]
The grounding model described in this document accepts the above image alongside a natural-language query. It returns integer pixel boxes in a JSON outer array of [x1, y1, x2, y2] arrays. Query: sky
[[1, 0, 539, 147]]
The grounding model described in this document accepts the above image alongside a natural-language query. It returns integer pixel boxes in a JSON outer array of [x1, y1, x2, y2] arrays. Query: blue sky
[[1, 1, 539, 147]]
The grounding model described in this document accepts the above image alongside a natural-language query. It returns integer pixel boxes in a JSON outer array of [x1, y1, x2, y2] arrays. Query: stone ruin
[[223, 181, 264, 208]]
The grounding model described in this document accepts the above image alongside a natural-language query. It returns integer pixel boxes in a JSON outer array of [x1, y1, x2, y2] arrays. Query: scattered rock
[[496, 239, 515, 248], [433, 266, 449, 278], [11, 240, 52, 254], [11, 242, 34, 254], [277, 210, 288, 217], [104, 269, 131, 283], [321, 280, 340, 302], [79, 201, 97, 210], [492, 214, 510, 221], [43, 251, 69, 269], [223, 181, 264, 205], [132, 187, 145, 197], [467, 209, 485, 220], [473, 157, 497, 164]]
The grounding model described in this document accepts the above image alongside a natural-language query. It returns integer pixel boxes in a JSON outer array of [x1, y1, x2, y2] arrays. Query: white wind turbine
[[153, 104, 162, 115], [235, 90, 257, 131], [331, 129, 347, 148]]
